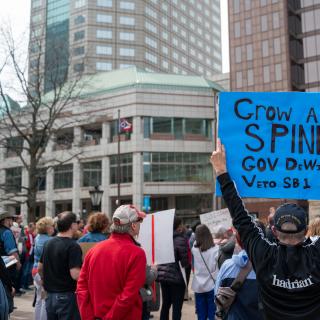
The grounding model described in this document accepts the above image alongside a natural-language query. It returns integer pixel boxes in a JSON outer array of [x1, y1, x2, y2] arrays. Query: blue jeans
[[195, 289, 216, 320]]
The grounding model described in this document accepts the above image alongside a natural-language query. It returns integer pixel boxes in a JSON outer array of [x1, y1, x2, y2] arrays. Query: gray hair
[[110, 222, 131, 234]]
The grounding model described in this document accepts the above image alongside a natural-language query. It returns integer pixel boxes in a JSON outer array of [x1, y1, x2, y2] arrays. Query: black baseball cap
[[274, 203, 307, 234]]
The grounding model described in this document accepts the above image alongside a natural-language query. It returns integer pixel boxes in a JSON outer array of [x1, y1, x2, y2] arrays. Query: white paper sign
[[200, 208, 232, 234], [139, 209, 175, 265]]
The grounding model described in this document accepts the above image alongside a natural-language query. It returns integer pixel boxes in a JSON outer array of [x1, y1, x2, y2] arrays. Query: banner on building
[[138, 209, 175, 265], [200, 208, 232, 235], [218, 92, 320, 199]]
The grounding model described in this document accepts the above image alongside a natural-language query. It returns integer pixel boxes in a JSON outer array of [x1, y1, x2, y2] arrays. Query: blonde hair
[[36, 217, 54, 234], [307, 217, 320, 238]]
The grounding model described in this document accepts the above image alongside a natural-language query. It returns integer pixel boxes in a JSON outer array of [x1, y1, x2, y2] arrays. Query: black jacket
[[218, 173, 320, 320], [157, 231, 190, 285]]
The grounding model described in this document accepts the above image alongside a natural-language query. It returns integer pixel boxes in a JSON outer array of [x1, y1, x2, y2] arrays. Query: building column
[[45, 168, 54, 217], [132, 116, 143, 143], [21, 167, 29, 222], [47, 133, 56, 153], [72, 160, 81, 216], [73, 126, 83, 147], [101, 157, 111, 218], [101, 122, 111, 145], [0, 169, 4, 212], [132, 152, 143, 210]]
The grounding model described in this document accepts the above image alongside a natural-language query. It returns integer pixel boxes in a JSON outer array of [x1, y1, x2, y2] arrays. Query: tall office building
[[29, 0, 222, 92], [228, 0, 320, 218], [229, 0, 320, 92]]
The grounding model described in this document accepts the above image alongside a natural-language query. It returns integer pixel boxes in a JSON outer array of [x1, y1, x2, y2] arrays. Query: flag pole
[[117, 109, 120, 207]]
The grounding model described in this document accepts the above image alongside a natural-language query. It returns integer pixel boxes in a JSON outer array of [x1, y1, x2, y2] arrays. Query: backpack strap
[[199, 249, 216, 285], [230, 260, 252, 292]]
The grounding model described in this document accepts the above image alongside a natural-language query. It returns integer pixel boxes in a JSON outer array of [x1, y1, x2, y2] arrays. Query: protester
[[78, 212, 109, 243], [38, 212, 82, 320], [306, 216, 320, 241], [77, 204, 146, 319], [142, 265, 159, 320], [215, 230, 263, 320], [32, 217, 55, 320], [20, 222, 35, 290], [217, 228, 236, 269], [191, 224, 219, 320], [210, 138, 320, 319], [0, 256, 14, 317], [157, 216, 191, 320], [0, 211, 21, 304]]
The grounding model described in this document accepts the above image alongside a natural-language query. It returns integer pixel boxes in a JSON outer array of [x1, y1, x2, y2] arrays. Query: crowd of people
[[1, 141, 320, 319]]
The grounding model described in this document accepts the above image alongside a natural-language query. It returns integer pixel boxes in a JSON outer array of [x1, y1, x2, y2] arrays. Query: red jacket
[[76, 233, 146, 320]]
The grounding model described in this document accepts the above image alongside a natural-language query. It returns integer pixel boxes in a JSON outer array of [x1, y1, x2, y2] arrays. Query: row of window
[[235, 63, 283, 88], [234, 13, 280, 38], [234, 38, 281, 63], [5, 152, 211, 192], [233, 0, 278, 13]]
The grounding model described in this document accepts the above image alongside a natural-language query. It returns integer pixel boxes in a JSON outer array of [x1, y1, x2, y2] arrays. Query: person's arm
[[106, 250, 146, 320], [76, 251, 95, 320], [68, 243, 83, 280], [3, 231, 21, 270], [210, 139, 272, 267], [145, 265, 157, 286], [70, 267, 81, 281], [176, 236, 190, 268]]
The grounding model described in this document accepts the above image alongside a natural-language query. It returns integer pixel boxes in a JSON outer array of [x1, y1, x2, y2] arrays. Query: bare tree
[[0, 24, 85, 222]]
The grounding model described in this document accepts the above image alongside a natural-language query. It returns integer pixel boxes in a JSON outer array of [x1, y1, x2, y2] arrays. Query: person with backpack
[[191, 224, 219, 320]]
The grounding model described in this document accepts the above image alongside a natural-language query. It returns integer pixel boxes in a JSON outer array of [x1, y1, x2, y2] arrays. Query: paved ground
[[12, 288, 197, 320]]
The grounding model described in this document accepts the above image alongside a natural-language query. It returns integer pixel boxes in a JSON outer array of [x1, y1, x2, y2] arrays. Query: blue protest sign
[[217, 92, 320, 200]]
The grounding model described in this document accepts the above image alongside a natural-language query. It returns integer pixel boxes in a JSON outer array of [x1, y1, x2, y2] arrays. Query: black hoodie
[[218, 172, 320, 320]]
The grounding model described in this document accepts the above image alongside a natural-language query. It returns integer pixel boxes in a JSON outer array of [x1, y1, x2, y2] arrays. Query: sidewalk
[[12, 290, 197, 320]]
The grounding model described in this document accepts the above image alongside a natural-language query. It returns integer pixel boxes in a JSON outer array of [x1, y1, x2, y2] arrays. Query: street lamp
[[89, 185, 103, 212]]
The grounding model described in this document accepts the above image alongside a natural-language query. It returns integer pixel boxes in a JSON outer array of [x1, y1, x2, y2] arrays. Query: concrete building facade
[[2, 68, 221, 222], [29, 0, 222, 92]]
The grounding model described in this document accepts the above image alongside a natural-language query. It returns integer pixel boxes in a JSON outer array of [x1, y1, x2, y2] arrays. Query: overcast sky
[[0, 0, 229, 100]]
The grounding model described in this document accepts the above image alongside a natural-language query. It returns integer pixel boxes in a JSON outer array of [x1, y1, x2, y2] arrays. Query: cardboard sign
[[200, 209, 232, 234], [138, 209, 175, 265], [79, 242, 97, 260], [218, 92, 320, 200]]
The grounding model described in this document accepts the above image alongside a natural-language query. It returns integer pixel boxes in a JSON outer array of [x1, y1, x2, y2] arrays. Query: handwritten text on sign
[[200, 208, 232, 235], [217, 92, 320, 200]]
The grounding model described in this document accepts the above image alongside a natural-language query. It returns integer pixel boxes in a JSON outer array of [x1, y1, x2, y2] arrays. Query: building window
[[36, 168, 46, 191], [162, 32, 168, 40], [96, 29, 112, 39], [32, 0, 41, 8], [247, 69, 254, 86], [234, 22, 240, 38], [274, 37, 281, 54], [173, 51, 179, 60], [6, 137, 23, 157], [263, 65, 270, 83], [75, 0, 86, 8], [236, 71, 242, 88], [119, 48, 135, 56], [74, 63, 84, 72], [96, 62, 112, 71], [119, 32, 134, 41], [162, 60, 169, 69], [120, 64, 134, 69], [235, 46, 242, 63], [97, 14, 112, 23], [97, 0, 112, 7], [110, 154, 132, 184], [96, 45, 112, 55], [244, 0, 251, 10], [245, 19, 252, 35], [262, 40, 269, 57], [260, 0, 267, 6], [82, 161, 102, 187], [74, 30, 85, 41], [73, 46, 85, 56], [261, 15, 268, 32], [32, 14, 41, 23], [246, 44, 253, 61], [275, 63, 282, 81], [145, 52, 157, 63], [54, 164, 73, 189], [75, 15, 85, 24], [145, 7, 157, 19], [5, 167, 22, 193], [120, 16, 135, 25], [120, 1, 135, 10], [272, 12, 280, 29], [143, 152, 212, 182], [145, 21, 157, 33], [145, 37, 157, 48]]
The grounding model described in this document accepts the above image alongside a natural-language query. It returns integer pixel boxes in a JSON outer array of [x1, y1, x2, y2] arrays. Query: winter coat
[[157, 231, 190, 285], [77, 233, 146, 320], [215, 250, 263, 320]]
